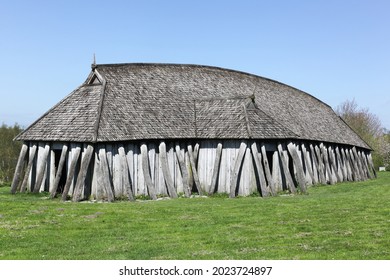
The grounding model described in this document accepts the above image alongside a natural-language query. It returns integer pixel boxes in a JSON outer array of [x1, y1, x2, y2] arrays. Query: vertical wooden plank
[[321, 143, 335, 184], [309, 144, 319, 185], [287, 142, 307, 193], [187, 144, 203, 195], [175, 144, 190, 197], [91, 151, 99, 199], [209, 142, 223, 195], [301, 143, 314, 185], [49, 149, 56, 193], [314, 144, 326, 184], [112, 145, 123, 197], [33, 143, 50, 193], [360, 151, 373, 179], [118, 145, 134, 201], [159, 141, 177, 198], [353, 147, 365, 180], [335, 146, 347, 182], [141, 143, 157, 200], [328, 146, 340, 183], [62, 146, 81, 201], [229, 141, 247, 198], [272, 151, 282, 192], [72, 144, 94, 202], [98, 146, 115, 201], [341, 147, 352, 181], [367, 152, 377, 178], [50, 144, 68, 198], [277, 143, 296, 194], [61, 145, 81, 200], [126, 143, 136, 196], [261, 143, 276, 195], [250, 142, 269, 197], [20, 144, 37, 193], [348, 148, 360, 181], [343, 148, 354, 181], [11, 143, 28, 194]]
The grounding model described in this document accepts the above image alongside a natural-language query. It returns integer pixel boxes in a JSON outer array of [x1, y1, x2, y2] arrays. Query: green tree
[[335, 99, 387, 169], [0, 123, 23, 184]]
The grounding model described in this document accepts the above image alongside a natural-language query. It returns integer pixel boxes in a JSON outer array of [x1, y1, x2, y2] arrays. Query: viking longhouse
[[11, 63, 376, 201]]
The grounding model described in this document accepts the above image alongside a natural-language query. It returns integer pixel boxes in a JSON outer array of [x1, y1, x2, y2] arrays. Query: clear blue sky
[[1, 0, 389, 129]]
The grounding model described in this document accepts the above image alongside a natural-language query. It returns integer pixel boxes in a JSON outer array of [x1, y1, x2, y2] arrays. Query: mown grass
[[0, 173, 389, 260]]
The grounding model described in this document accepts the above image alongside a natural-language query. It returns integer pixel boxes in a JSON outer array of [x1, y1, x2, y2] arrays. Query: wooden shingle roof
[[16, 63, 370, 149]]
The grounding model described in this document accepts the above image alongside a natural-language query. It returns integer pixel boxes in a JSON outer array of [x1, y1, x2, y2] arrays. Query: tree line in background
[[0, 124, 23, 185], [336, 99, 390, 170], [0, 100, 389, 184]]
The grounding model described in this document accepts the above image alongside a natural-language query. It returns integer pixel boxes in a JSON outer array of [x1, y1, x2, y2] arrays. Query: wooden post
[[72, 144, 94, 202], [320, 143, 335, 185], [335, 146, 347, 182], [141, 144, 157, 200], [301, 143, 314, 185], [33, 143, 50, 193], [361, 151, 374, 179], [367, 153, 377, 178], [118, 145, 134, 201], [11, 143, 28, 194], [287, 142, 307, 193], [230, 142, 247, 198], [260, 143, 276, 195], [20, 144, 37, 193], [309, 144, 319, 185], [187, 144, 203, 195], [353, 147, 366, 180], [271, 151, 282, 192], [61, 145, 81, 200], [209, 142, 223, 195], [98, 147, 115, 202], [341, 147, 352, 181], [50, 144, 68, 198], [329, 146, 341, 183], [175, 144, 191, 197], [250, 142, 269, 197], [348, 148, 361, 181], [277, 143, 296, 193], [159, 142, 177, 198], [314, 144, 326, 184]]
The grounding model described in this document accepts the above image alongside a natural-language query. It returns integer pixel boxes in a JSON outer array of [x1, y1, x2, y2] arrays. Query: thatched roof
[[16, 63, 370, 149]]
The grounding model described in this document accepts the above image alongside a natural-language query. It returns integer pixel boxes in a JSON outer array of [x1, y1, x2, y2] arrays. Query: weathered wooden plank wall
[[11, 140, 376, 201]]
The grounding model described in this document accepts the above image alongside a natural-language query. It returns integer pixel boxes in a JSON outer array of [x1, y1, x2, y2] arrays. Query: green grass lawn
[[0, 173, 389, 260]]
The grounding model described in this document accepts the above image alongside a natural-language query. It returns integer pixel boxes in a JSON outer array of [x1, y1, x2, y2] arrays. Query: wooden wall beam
[[230, 142, 247, 198], [175, 144, 191, 197], [72, 144, 94, 202], [61, 145, 81, 200], [98, 147, 114, 202], [309, 144, 319, 185], [261, 143, 276, 195], [33, 143, 50, 193], [250, 142, 269, 196], [277, 143, 296, 194], [320, 143, 335, 185], [141, 144, 157, 200], [20, 144, 37, 193], [10, 143, 28, 194], [314, 144, 326, 184], [50, 144, 68, 198], [287, 142, 307, 193], [187, 144, 203, 195], [159, 142, 177, 198], [209, 142, 223, 195]]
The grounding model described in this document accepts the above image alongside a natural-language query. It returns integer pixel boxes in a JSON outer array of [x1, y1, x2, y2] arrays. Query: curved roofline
[[93, 62, 333, 110]]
